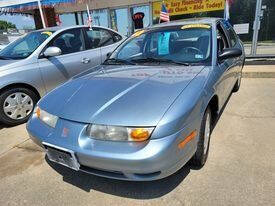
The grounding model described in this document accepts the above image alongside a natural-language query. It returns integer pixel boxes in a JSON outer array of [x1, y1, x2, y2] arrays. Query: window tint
[[222, 20, 238, 46], [50, 29, 84, 55], [227, 28, 237, 46], [112, 32, 123, 42], [217, 24, 229, 53], [86, 28, 115, 49]]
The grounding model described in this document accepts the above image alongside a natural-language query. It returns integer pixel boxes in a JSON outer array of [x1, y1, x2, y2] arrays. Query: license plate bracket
[[43, 142, 80, 171]]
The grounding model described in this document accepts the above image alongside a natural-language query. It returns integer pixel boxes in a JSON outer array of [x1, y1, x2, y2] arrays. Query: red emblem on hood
[[62, 127, 69, 137]]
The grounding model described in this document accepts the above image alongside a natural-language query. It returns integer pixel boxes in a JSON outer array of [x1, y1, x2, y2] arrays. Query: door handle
[[82, 58, 90, 64]]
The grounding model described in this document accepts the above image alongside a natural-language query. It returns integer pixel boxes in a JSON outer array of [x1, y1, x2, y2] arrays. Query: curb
[[242, 65, 275, 78], [242, 72, 275, 78]]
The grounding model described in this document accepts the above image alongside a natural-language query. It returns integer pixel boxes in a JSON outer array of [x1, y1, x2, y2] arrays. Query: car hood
[[39, 65, 205, 126]]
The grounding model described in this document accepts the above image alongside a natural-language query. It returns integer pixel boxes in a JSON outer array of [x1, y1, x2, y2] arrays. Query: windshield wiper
[[131, 57, 190, 66], [103, 58, 135, 65]]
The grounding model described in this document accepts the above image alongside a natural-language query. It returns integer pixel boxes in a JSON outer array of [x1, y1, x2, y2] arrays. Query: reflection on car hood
[[39, 65, 205, 126]]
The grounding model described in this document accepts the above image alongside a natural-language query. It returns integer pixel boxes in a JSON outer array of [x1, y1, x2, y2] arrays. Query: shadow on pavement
[[46, 156, 192, 199], [0, 124, 5, 131], [0, 123, 19, 131], [212, 92, 233, 132]]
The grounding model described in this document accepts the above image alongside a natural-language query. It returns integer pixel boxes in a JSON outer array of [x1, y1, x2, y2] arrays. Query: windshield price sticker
[[181, 24, 211, 30], [132, 30, 145, 37], [41, 31, 53, 36], [158, 32, 171, 55]]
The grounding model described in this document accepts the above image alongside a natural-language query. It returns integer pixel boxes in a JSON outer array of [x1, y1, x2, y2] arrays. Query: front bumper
[[27, 116, 198, 181]]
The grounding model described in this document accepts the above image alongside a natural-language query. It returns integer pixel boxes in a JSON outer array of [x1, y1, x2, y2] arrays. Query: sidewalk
[[243, 65, 275, 78]]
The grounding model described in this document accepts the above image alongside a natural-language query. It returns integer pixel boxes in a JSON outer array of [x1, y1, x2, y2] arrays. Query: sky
[[0, 14, 35, 29]]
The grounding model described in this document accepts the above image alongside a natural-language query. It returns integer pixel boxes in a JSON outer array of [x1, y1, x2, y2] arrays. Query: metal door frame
[[248, 0, 275, 58]]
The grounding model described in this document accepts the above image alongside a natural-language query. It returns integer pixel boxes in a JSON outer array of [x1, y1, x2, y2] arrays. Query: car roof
[[35, 25, 120, 34], [151, 17, 222, 29]]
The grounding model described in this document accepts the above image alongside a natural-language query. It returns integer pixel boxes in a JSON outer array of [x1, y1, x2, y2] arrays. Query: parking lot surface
[[0, 78, 274, 206]]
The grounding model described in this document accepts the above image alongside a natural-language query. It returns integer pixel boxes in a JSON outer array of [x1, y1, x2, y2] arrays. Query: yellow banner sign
[[153, 0, 225, 18]]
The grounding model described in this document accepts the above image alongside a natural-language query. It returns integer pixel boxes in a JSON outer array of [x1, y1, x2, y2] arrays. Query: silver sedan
[[0, 25, 124, 125]]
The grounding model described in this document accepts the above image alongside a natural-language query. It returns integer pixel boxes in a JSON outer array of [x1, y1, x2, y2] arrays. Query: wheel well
[[0, 83, 41, 99], [208, 95, 219, 127]]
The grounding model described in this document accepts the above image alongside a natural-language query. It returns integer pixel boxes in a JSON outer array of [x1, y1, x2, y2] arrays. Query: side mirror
[[43, 46, 62, 58], [218, 48, 242, 61]]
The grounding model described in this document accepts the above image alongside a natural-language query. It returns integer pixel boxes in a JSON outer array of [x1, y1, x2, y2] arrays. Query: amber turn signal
[[130, 128, 150, 142], [35, 107, 41, 118], [178, 130, 197, 149]]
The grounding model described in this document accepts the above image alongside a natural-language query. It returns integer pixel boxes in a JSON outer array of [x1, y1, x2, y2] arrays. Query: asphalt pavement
[[0, 77, 274, 206]]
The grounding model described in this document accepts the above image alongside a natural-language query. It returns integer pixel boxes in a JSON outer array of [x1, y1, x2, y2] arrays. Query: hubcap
[[3, 92, 34, 120], [203, 112, 211, 155]]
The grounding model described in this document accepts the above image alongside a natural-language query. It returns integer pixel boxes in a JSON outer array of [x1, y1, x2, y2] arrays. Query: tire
[[191, 107, 212, 167], [0, 88, 39, 126], [232, 75, 241, 93]]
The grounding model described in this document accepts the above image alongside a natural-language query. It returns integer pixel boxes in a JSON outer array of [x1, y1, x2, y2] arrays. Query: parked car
[[27, 18, 245, 181], [0, 25, 124, 125]]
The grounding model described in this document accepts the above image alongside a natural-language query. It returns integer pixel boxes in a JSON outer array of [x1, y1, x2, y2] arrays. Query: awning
[[0, 0, 36, 7], [0, 0, 75, 11], [0, 0, 76, 28]]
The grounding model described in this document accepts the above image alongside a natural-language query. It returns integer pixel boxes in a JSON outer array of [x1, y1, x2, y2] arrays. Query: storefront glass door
[[255, 0, 275, 56], [110, 8, 129, 36], [131, 5, 150, 33]]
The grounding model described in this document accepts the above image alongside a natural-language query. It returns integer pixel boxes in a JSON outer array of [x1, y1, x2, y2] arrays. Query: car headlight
[[35, 107, 58, 128], [87, 124, 154, 142]]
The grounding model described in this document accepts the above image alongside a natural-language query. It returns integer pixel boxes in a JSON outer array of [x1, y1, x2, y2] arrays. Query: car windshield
[[108, 24, 212, 66], [0, 31, 55, 60]]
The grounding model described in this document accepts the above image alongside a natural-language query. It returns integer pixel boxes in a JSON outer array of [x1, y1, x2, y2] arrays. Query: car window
[[227, 28, 237, 47], [0, 31, 54, 59], [217, 23, 229, 53], [49, 29, 85, 55], [111, 31, 123, 42], [222, 20, 238, 47], [114, 25, 212, 64], [85, 28, 115, 49], [117, 35, 144, 59]]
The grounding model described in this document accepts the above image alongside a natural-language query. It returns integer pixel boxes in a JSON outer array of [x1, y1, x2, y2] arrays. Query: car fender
[[0, 63, 46, 97], [152, 67, 212, 139]]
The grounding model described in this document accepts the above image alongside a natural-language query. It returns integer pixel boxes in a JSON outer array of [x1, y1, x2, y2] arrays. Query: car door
[[84, 27, 123, 63], [215, 22, 234, 106], [222, 20, 244, 87], [38, 28, 101, 93]]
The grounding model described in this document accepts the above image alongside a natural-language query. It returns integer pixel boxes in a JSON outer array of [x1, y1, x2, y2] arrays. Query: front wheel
[[0, 88, 39, 126], [191, 108, 212, 167]]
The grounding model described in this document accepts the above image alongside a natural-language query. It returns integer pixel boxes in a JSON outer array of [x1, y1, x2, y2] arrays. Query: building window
[[59, 13, 77, 26], [82, 9, 109, 28]]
